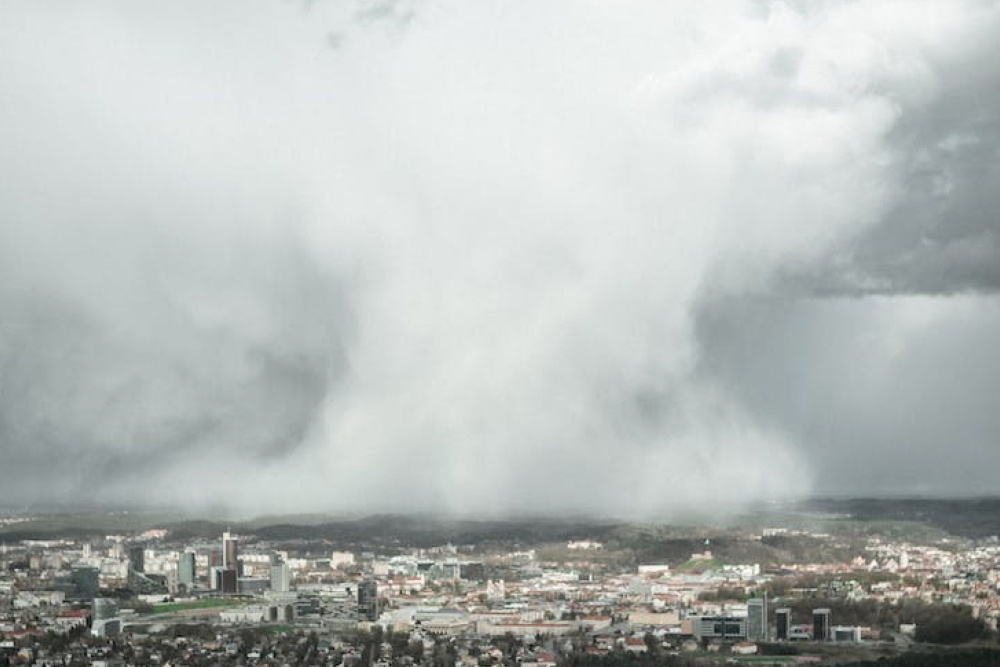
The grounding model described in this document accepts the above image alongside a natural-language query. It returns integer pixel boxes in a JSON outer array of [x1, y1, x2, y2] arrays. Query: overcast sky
[[1, 0, 998, 516]]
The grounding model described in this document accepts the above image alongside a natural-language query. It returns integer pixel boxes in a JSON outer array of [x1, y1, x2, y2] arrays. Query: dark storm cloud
[[694, 294, 1000, 496], [0, 227, 352, 503], [685, 2, 1000, 500], [1, 0, 999, 514], [781, 8, 1000, 297]]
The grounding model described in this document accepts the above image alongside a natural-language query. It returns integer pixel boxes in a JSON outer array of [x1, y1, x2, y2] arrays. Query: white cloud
[[0, 0, 997, 514]]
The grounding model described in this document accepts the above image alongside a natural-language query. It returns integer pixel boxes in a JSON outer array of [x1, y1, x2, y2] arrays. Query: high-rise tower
[[222, 531, 238, 571], [127, 545, 145, 574], [220, 530, 239, 593], [358, 581, 379, 621], [813, 608, 831, 641], [775, 608, 791, 641], [270, 556, 291, 593], [747, 595, 768, 642], [178, 551, 196, 587]]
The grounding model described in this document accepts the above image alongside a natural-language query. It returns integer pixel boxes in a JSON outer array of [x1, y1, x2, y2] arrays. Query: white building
[[271, 561, 291, 592], [330, 552, 355, 568]]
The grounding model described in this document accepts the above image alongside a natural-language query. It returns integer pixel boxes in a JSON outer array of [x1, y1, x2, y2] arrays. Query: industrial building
[[690, 615, 746, 641]]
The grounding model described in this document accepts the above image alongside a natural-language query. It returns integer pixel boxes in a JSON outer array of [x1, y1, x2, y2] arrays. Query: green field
[[675, 556, 723, 572], [683, 651, 798, 664], [150, 598, 243, 614], [726, 657, 798, 664]]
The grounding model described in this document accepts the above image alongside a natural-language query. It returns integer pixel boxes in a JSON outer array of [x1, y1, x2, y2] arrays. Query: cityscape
[[2, 504, 1000, 666], [3, 1, 1000, 666]]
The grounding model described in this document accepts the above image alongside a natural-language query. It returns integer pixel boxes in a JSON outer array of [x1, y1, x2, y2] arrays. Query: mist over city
[[5, 3, 1000, 667], [2, 1, 1000, 518]]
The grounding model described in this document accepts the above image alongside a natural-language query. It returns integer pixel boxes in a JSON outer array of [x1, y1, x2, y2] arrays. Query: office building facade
[[223, 531, 239, 575], [216, 568, 238, 594], [813, 608, 831, 641], [775, 608, 791, 641], [691, 616, 746, 641], [178, 552, 196, 586], [127, 546, 145, 574], [747, 596, 768, 642], [270, 559, 291, 592], [358, 581, 379, 621]]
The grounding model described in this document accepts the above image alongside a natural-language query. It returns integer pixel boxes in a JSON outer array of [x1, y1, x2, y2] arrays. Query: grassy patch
[[726, 656, 797, 664], [150, 598, 243, 614], [263, 625, 296, 634], [676, 557, 723, 572]]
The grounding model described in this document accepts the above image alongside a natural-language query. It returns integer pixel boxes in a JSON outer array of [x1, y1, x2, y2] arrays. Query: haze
[[1, 0, 999, 516]]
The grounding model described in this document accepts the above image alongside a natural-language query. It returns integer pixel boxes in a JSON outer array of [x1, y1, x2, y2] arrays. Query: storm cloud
[[0, 0, 998, 515]]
